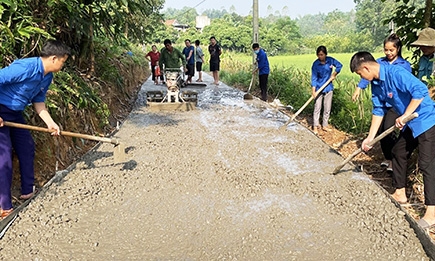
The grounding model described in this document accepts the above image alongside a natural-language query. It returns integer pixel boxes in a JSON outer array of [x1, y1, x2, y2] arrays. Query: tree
[[295, 14, 327, 37], [229, 5, 236, 14], [424, 0, 433, 27], [381, 0, 431, 65], [282, 6, 289, 17], [201, 14, 251, 52], [163, 7, 198, 26], [323, 9, 356, 36], [0, 0, 51, 65], [354, 0, 396, 48], [267, 5, 273, 16]]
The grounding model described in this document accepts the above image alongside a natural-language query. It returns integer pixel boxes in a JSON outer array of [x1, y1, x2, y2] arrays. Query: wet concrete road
[[0, 73, 430, 260]]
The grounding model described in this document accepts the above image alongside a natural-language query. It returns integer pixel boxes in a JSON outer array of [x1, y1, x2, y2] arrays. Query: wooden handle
[[281, 77, 333, 128], [247, 75, 254, 93], [3, 121, 120, 145], [332, 112, 419, 175]]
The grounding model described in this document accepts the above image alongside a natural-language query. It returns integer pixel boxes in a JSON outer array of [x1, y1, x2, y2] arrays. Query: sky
[[163, 0, 356, 18]]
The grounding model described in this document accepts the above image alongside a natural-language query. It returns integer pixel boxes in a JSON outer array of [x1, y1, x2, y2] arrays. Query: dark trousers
[[259, 74, 268, 101], [379, 108, 399, 160], [0, 105, 35, 210], [151, 65, 164, 81], [392, 125, 435, 205]]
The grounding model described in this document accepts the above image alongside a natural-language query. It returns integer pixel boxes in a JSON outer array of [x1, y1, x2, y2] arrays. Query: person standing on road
[[182, 39, 195, 84], [352, 34, 411, 172], [410, 27, 435, 83], [311, 45, 342, 135], [208, 36, 222, 85], [145, 45, 164, 84], [351, 51, 435, 230], [252, 43, 270, 102], [195, 40, 205, 82], [0, 40, 70, 219]]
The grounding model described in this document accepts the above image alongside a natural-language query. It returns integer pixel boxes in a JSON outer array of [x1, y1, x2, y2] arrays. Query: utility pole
[[252, 0, 259, 70]]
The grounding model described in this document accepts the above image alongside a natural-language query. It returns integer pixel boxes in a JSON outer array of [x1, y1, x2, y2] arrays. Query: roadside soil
[[0, 73, 430, 259]]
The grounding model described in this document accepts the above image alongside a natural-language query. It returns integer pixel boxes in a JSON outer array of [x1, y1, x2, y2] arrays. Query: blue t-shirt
[[371, 64, 435, 138], [358, 56, 411, 89], [183, 46, 195, 65], [311, 56, 342, 93], [256, 49, 270, 75], [0, 57, 52, 111], [416, 54, 434, 82]]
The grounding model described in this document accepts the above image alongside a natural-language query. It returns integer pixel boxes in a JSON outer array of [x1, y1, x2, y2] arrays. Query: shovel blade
[[243, 93, 253, 100], [113, 142, 126, 164]]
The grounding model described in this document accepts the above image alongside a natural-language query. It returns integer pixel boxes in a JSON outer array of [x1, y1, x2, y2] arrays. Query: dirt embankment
[[0, 74, 430, 260]]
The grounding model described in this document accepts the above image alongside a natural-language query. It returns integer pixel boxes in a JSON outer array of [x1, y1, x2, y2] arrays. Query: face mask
[[254, 50, 260, 54]]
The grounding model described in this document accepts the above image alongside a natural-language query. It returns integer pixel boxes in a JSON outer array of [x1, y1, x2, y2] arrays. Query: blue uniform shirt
[[256, 49, 270, 75], [416, 54, 434, 82], [371, 64, 435, 138], [183, 46, 195, 65], [358, 56, 411, 89], [0, 57, 52, 111], [311, 56, 342, 93]]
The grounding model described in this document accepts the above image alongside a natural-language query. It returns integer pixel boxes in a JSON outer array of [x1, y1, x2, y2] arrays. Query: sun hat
[[411, 27, 435, 47]]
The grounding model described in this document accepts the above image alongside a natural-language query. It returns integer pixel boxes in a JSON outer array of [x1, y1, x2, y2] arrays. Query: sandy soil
[[0, 74, 430, 260]]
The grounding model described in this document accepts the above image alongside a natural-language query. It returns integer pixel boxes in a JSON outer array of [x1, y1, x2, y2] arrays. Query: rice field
[[220, 51, 378, 134], [224, 52, 387, 79]]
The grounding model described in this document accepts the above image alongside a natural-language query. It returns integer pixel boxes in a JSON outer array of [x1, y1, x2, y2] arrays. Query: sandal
[[20, 188, 38, 200], [1, 208, 13, 219], [417, 218, 435, 230]]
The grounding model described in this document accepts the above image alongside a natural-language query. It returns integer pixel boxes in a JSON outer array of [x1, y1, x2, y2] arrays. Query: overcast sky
[[163, 0, 356, 18]]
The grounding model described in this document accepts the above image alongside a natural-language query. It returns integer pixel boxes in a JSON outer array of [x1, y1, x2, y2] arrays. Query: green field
[[226, 52, 385, 79], [219, 51, 379, 134]]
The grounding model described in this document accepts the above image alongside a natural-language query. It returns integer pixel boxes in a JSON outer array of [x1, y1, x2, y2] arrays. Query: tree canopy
[[158, 0, 435, 57]]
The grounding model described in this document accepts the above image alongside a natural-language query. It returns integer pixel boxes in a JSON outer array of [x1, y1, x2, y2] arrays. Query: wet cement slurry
[[0, 74, 430, 260]]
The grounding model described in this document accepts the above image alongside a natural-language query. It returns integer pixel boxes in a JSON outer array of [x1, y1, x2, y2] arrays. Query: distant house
[[164, 19, 189, 31], [164, 16, 211, 32], [196, 15, 210, 31]]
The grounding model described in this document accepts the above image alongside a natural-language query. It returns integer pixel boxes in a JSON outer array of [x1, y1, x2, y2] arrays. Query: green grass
[[225, 52, 385, 79], [221, 51, 375, 134]]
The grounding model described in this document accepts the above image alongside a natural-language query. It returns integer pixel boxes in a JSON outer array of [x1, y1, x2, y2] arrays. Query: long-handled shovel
[[279, 77, 333, 130], [243, 74, 255, 100], [3, 121, 126, 163], [332, 112, 418, 175]]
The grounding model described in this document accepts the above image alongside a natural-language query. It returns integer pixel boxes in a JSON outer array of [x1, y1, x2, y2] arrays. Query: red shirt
[[146, 51, 160, 66]]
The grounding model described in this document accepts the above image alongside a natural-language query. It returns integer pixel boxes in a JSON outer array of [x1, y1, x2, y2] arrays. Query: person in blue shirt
[[311, 45, 342, 134], [352, 34, 411, 172], [182, 39, 195, 84], [350, 51, 435, 230], [410, 27, 435, 83], [0, 40, 70, 219], [252, 43, 270, 101]]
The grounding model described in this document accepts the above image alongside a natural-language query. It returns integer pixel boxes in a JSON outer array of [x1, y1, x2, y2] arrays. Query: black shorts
[[186, 64, 194, 76], [196, 62, 202, 72], [210, 62, 220, 71]]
